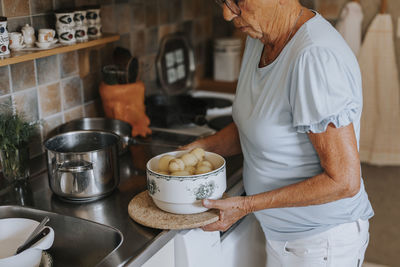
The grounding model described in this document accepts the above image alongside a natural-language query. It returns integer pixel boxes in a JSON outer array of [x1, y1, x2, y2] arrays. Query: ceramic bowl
[[146, 150, 226, 214], [0, 218, 55, 267], [35, 39, 58, 49]]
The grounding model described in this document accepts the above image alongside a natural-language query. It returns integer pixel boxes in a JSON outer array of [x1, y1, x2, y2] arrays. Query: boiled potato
[[197, 160, 213, 169], [195, 165, 212, 174], [158, 155, 175, 172], [168, 158, 185, 172], [171, 170, 190, 176], [156, 170, 169, 175], [184, 165, 196, 175], [190, 148, 205, 161], [180, 153, 198, 167]]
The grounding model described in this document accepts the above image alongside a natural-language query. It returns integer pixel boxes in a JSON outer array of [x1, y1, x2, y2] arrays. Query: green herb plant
[[0, 103, 38, 181]]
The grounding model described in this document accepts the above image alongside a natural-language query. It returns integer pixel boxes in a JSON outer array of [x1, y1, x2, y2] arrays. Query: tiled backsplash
[[0, 0, 216, 158], [1, 0, 399, 160]]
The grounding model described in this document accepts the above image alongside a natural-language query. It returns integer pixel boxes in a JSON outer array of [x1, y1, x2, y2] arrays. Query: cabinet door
[[142, 239, 175, 267]]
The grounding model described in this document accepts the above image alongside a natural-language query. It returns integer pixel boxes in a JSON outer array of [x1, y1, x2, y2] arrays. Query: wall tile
[[158, 0, 169, 25], [300, 0, 315, 9], [0, 0, 3, 16], [3, 0, 30, 17], [82, 71, 100, 102], [74, 0, 99, 7], [7, 16, 31, 33], [131, 2, 145, 29], [116, 3, 131, 34], [42, 114, 63, 139], [36, 55, 59, 85], [30, 0, 53, 15], [182, 0, 195, 21], [168, 0, 182, 23], [116, 33, 130, 51], [0, 66, 10, 96], [99, 43, 114, 67], [145, 0, 158, 28], [145, 27, 158, 53], [84, 100, 103, 117], [32, 14, 55, 30], [11, 61, 36, 92], [158, 24, 179, 43], [89, 49, 101, 73], [54, 0, 74, 10], [0, 95, 12, 112], [61, 76, 82, 110], [316, 0, 345, 20], [64, 106, 83, 122], [130, 29, 145, 57], [60, 51, 78, 78], [14, 89, 39, 122], [38, 82, 61, 117], [100, 5, 116, 33]]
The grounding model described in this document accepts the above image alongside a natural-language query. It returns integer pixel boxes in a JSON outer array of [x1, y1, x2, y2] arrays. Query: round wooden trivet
[[128, 190, 220, 230]]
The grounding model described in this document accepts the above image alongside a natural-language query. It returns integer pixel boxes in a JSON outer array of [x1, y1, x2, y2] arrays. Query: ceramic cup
[[73, 10, 86, 26], [86, 7, 101, 25], [8, 32, 24, 50], [75, 25, 88, 42], [56, 26, 76, 44], [87, 24, 102, 38], [55, 10, 75, 27], [0, 17, 10, 56], [38, 29, 55, 43], [21, 24, 35, 47]]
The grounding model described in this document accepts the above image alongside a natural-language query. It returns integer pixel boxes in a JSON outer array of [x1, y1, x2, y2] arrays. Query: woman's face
[[223, 0, 283, 42]]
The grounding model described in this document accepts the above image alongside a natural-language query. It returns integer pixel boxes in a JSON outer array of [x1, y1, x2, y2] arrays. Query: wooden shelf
[[0, 33, 120, 67]]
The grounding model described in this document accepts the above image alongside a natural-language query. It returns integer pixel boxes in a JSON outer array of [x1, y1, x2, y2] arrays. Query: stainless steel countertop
[[0, 131, 243, 267]]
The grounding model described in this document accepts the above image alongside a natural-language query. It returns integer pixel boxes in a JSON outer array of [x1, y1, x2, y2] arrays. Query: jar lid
[[0, 16, 7, 22]]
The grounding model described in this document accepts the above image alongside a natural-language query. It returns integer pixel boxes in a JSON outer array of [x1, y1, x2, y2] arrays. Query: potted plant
[[0, 107, 38, 183]]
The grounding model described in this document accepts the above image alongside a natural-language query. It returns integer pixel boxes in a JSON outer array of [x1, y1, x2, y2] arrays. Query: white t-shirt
[[232, 12, 374, 241]]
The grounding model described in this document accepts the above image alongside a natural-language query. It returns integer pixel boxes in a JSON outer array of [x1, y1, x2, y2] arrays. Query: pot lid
[[156, 33, 195, 95]]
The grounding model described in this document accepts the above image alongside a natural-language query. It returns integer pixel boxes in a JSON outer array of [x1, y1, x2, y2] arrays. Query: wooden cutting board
[[128, 190, 220, 230]]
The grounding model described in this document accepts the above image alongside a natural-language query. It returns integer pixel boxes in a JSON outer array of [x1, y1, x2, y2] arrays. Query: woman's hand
[[201, 196, 253, 232]]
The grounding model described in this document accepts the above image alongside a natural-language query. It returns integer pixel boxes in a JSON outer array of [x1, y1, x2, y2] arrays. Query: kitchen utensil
[[0, 218, 54, 267], [16, 227, 50, 255], [102, 65, 127, 85], [44, 130, 120, 202], [112, 47, 139, 83], [57, 117, 181, 152], [146, 150, 226, 214], [128, 190, 219, 230], [16, 216, 49, 254]]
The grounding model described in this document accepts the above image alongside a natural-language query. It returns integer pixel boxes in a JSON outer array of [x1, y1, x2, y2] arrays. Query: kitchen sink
[[0, 205, 123, 267]]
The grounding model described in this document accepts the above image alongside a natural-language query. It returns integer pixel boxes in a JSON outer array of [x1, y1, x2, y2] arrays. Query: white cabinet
[[142, 239, 175, 267], [221, 214, 266, 267]]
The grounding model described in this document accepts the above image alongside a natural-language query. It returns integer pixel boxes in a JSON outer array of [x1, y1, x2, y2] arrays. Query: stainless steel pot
[[44, 130, 120, 202], [58, 117, 132, 154]]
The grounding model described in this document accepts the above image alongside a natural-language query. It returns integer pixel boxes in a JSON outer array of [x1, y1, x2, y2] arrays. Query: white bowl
[[146, 150, 226, 214], [0, 218, 55, 267]]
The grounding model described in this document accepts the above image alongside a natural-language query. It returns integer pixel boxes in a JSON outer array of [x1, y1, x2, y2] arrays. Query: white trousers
[[266, 219, 369, 267]]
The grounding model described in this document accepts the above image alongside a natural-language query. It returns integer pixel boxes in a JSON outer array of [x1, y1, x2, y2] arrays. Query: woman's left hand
[[201, 196, 252, 232]]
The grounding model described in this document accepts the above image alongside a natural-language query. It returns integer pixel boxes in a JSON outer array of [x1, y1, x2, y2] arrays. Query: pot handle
[[56, 160, 93, 173]]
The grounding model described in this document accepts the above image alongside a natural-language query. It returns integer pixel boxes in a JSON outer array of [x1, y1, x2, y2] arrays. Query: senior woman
[[184, 0, 374, 266]]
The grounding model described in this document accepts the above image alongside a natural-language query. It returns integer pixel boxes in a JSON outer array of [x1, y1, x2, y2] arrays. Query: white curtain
[[358, 14, 400, 165], [335, 1, 364, 56]]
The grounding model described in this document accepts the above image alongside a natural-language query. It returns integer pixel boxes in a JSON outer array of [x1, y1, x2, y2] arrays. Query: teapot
[[21, 24, 35, 47]]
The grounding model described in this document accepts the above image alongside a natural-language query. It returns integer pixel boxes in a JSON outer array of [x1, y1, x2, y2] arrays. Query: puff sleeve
[[290, 46, 362, 133]]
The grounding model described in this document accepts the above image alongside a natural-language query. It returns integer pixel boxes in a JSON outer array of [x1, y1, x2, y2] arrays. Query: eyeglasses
[[215, 0, 241, 16]]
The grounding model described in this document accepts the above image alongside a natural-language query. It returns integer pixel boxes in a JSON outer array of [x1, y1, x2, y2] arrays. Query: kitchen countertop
[[0, 130, 243, 267]]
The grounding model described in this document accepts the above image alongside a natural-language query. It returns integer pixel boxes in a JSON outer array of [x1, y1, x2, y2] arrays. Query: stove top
[[149, 90, 235, 137]]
